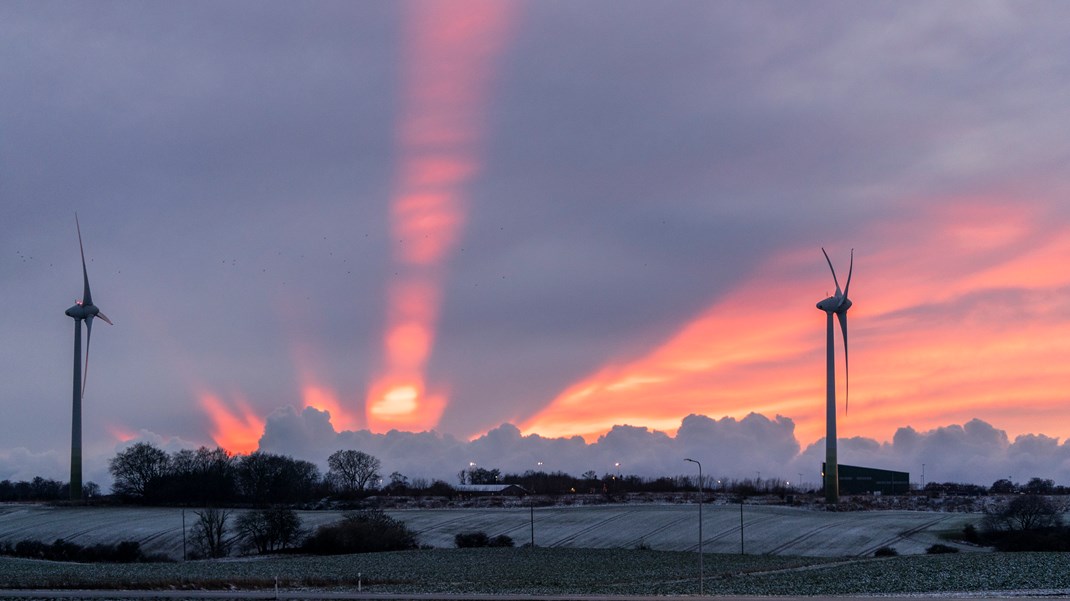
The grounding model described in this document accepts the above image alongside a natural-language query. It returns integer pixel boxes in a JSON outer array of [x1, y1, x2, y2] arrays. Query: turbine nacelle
[[65, 301, 112, 323], [816, 296, 852, 313], [66, 302, 95, 319]]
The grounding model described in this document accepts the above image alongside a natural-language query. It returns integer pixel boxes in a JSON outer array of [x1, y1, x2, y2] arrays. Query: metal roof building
[[823, 463, 910, 496], [453, 484, 528, 496]]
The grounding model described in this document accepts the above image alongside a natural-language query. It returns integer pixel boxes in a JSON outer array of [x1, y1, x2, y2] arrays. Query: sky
[[4, 1, 1070, 488]]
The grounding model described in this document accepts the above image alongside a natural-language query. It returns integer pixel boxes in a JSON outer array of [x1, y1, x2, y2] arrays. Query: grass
[[1, 548, 1069, 595]]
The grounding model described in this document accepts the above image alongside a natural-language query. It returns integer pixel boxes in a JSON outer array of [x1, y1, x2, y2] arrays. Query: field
[[2, 503, 1068, 596], [1, 548, 1070, 595], [0, 502, 979, 560]]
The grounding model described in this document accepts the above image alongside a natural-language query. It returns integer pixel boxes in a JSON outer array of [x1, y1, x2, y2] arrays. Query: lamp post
[[685, 458, 703, 596]]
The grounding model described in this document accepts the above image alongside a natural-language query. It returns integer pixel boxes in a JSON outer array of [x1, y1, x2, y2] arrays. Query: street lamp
[[685, 458, 703, 596]]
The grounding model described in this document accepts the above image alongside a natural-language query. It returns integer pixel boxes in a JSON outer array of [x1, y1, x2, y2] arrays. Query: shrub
[[455, 532, 490, 548], [873, 546, 898, 557], [986, 528, 1070, 552], [454, 532, 514, 548], [489, 534, 515, 548], [961, 523, 980, 544], [926, 543, 959, 554], [303, 509, 417, 555], [14, 539, 47, 558], [2, 538, 150, 563]]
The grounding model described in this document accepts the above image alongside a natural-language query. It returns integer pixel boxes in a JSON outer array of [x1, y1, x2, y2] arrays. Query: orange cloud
[[106, 424, 137, 443], [366, 0, 516, 431], [366, 376, 446, 432], [284, 325, 365, 432], [199, 392, 265, 454], [522, 196, 1070, 447], [301, 385, 362, 433]]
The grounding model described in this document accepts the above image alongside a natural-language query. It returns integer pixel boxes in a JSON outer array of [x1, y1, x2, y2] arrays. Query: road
[[0, 591, 1047, 601]]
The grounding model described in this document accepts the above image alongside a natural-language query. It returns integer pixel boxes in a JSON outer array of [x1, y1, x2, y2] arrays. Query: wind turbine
[[64, 215, 112, 502], [816, 247, 852, 504]]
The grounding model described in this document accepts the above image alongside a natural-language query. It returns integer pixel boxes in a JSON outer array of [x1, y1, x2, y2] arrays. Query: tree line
[[106, 443, 388, 504], [0, 477, 99, 502], [8, 440, 1070, 504]]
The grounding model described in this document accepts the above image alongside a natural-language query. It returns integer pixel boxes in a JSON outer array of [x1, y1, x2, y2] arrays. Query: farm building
[[823, 463, 910, 496], [453, 484, 528, 497]]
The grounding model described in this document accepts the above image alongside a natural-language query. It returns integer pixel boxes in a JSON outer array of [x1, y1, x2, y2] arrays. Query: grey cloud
[[255, 410, 1070, 489], [798, 419, 1070, 487], [0, 448, 66, 483], [19, 411, 1070, 493]]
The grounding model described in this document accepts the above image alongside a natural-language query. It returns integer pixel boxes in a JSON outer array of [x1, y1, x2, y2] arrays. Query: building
[[823, 463, 909, 496], [453, 484, 528, 497]]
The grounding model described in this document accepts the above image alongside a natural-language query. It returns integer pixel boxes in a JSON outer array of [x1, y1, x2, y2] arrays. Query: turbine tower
[[64, 215, 112, 502], [816, 248, 852, 504]]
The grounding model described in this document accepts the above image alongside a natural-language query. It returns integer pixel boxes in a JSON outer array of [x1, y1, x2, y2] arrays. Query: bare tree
[[190, 507, 231, 558], [235, 452, 321, 503], [236, 506, 304, 554], [327, 450, 381, 493], [108, 442, 170, 500]]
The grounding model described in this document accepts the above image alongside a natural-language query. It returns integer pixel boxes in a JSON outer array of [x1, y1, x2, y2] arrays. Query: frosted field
[[0, 503, 978, 559]]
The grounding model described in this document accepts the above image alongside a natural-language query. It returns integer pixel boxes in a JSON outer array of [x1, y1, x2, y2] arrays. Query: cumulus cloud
[[250, 407, 1070, 488], [12, 410, 1070, 491], [0, 448, 66, 482], [795, 418, 1070, 487], [8, 426, 281, 492]]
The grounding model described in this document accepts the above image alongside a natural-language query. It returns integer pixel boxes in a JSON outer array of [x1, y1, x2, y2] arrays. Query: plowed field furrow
[[763, 519, 842, 554], [856, 514, 953, 556], [138, 529, 177, 545], [407, 513, 477, 535], [696, 512, 781, 549], [619, 514, 692, 549], [547, 510, 635, 547]]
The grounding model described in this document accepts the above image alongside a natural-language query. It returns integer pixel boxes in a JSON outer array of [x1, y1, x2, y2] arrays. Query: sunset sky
[[3, 1, 1070, 486]]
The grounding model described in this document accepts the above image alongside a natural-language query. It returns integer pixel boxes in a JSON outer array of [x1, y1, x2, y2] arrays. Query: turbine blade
[[822, 247, 842, 296], [837, 311, 849, 413], [96, 311, 113, 326], [82, 316, 93, 399], [76, 214, 93, 307], [842, 248, 854, 301]]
